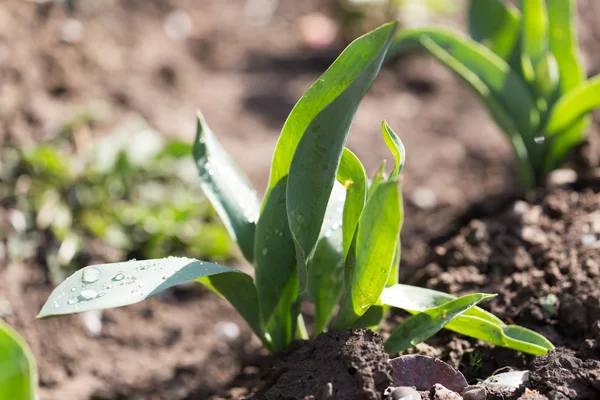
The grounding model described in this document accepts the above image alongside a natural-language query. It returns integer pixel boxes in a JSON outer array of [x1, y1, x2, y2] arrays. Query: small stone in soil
[[462, 385, 486, 400], [389, 386, 420, 400], [315, 382, 333, 400], [430, 383, 462, 400]]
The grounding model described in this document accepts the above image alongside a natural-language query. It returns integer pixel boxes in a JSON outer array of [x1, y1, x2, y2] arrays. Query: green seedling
[[388, 0, 600, 189], [0, 320, 37, 400], [39, 22, 552, 356]]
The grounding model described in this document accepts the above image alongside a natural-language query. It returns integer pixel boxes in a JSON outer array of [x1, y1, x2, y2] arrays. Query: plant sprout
[[39, 22, 553, 356]]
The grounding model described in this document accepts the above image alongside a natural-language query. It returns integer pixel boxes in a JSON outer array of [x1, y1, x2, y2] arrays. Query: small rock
[[462, 385, 486, 400], [430, 383, 462, 400], [389, 386, 419, 400], [214, 321, 240, 340], [315, 382, 333, 400], [164, 9, 193, 40], [411, 187, 437, 210], [547, 168, 577, 187], [518, 390, 548, 400], [61, 19, 83, 43]]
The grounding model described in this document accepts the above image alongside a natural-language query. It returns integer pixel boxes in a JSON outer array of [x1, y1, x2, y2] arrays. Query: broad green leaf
[[381, 284, 554, 355], [286, 23, 398, 280], [193, 113, 259, 262], [381, 121, 406, 177], [268, 22, 398, 191], [396, 32, 535, 187], [0, 320, 37, 400], [547, 0, 585, 94], [521, 0, 549, 83], [336, 148, 367, 257], [198, 273, 269, 350], [333, 179, 402, 329], [307, 183, 346, 334], [545, 75, 600, 135], [467, 0, 521, 61], [384, 293, 495, 353], [254, 178, 299, 351], [38, 258, 253, 317]]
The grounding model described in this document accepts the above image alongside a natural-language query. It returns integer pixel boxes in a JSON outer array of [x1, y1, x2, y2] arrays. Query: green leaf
[[254, 178, 299, 351], [521, 0, 549, 83], [389, 28, 538, 187], [384, 293, 496, 353], [467, 0, 521, 61], [281, 22, 398, 281], [268, 22, 398, 191], [547, 0, 585, 94], [336, 148, 367, 257], [381, 121, 406, 177], [545, 75, 600, 136], [307, 183, 346, 334], [333, 179, 402, 329], [38, 257, 254, 317], [367, 161, 387, 200], [0, 320, 37, 400], [381, 284, 554, 355], [193, 113, 260, 262]]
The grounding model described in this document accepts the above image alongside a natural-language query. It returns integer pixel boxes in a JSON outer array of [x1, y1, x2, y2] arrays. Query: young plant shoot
[[39, 22, 553, 356], [388, 0, 600, 189]]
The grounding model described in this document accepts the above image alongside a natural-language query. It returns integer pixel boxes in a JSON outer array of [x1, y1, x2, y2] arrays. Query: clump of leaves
[[0, 115, 230, 284], [39, 23, 553, 356], [389, 0, 599, 189]]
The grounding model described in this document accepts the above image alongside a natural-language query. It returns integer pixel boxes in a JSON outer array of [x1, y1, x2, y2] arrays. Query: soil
[[1, 0, 600, 399]]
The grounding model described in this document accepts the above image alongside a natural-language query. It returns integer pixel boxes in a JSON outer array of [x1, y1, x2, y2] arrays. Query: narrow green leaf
[[38, 258, 256, 318], [521, 0, 549, 83], [547, 0, 585, 94], [254, 178, 299, 351], [401, 32, 535, 187], [334, 179, 402, 329], [384, 293, 496, 353], [546, 75, 600, 135], [0, 320, 37, 400], [381, 121, 406, 177], [286, 23, 398, 279], [467, 0, 521, 61], [381, 284, 554, 355], [307, 183, 346, 334], [336, 148, 367, 257], [193, 113, 259, 263], [367, 161, 387, 200]]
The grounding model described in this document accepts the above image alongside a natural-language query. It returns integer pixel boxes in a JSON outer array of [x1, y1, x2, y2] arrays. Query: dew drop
[[70, 286, 76, 292], [80, 289, 98, 301], [53, 301, 59, 308], [97, 292, 106, 298], [67, 298, 78, 305], [81, 267, 101, 284], [113, 273, 125, 281], [534, 136, 545, 144], [161, 276, 168, 280]]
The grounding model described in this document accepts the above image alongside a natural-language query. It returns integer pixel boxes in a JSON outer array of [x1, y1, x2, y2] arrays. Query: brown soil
[[2, 0, 600, 399], [413, 184, 600, 399]]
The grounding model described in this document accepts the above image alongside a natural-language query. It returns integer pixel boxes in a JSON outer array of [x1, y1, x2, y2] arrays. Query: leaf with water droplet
[[81, 267, 100, 284]]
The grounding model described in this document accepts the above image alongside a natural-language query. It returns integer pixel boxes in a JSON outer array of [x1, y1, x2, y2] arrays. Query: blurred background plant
[[334, 0, 460, 43], [0, 106, 231, 285]]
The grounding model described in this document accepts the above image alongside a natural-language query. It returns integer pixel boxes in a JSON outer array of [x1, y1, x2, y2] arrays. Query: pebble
[[547, 168, 577, 187], [390, 386, 420, 400], [431, 383, 462, 400], [411, 187, 437, 210], [462, 385, 486, 400]]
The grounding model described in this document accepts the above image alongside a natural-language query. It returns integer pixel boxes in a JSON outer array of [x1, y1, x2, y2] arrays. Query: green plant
[[388, 0, 600, 189], [38, 22, 552, 356], [0, 320, 37, 400]]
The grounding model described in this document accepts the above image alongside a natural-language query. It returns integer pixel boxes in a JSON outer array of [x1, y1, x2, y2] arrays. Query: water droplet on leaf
[[113, 273, 125, 281], [80, 289, 98, 301], [81, 267, 100, 283]]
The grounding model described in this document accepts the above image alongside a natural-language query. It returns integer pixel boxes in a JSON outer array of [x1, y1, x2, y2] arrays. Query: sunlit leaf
[[384, 293, 495, 353], [381, 284, 554, 355], [334, 179, 402, 329], [381, 121, 406, 177], [193, 113, 259, 262], [0, 320, 37, 400], [336, 148, 367, 257], [282, 23, 398, 284]]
